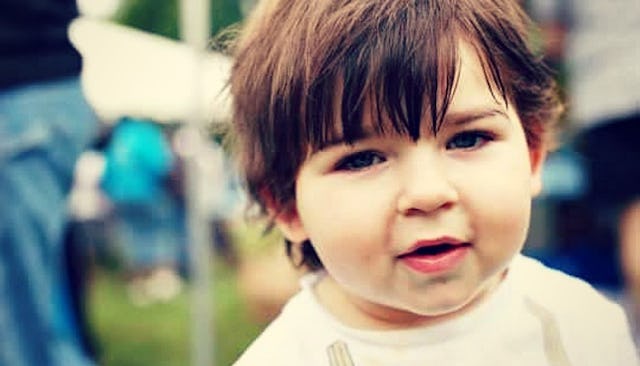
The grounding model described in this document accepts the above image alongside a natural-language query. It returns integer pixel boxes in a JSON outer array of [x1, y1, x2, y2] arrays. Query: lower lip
[[400, 246, 470, 274]]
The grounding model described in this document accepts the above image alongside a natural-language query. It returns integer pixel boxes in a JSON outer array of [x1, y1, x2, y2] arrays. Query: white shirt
[[234, 255, 639, 366]]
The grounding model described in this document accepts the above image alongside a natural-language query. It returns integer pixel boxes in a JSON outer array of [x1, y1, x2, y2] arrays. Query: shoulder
[[510, 255, 639, 364], [233, 292, 307, 365], [510, 254, 613, 309], [233, 274, 336, 366], [510, 254, 624, 321]]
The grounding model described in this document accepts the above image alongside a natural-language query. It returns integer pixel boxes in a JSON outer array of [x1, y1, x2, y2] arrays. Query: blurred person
[[66, 149, 112, 359], [101, 116, 183, 305], [0, 0, 99, 365], [530, 0, 640, 341], [171, 126, 246, 271]]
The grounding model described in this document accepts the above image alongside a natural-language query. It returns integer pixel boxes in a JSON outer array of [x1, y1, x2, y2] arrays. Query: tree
[[114, 0, 243, 41]]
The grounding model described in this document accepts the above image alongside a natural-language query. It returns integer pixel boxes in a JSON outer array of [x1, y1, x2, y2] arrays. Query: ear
[[529, 147, 547, 197], [261, 189, 308, 243], [273, 204, 309, 243]]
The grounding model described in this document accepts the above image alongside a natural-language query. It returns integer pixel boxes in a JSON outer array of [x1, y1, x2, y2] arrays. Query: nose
[[396, 147, 459, 215]]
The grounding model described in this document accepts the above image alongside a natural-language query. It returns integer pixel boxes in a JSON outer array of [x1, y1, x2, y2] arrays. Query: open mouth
[[397, 242, 471, 273], [398, 242, 471, 258]]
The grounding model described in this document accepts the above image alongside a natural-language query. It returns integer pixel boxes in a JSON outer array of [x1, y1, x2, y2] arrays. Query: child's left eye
[[334, 150, 386, 171], [445, 131, 493, 150]]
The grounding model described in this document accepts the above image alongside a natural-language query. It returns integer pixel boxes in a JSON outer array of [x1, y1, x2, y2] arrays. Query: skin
[[275, 42, 546, 330], [619, 199, 640, 329]]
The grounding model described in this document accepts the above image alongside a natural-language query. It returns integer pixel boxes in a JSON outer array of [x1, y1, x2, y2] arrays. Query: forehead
[[447, 42, 509, 113]]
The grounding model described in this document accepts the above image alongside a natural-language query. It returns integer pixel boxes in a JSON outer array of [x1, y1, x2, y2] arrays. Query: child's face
[[276, 43, 545, 327]]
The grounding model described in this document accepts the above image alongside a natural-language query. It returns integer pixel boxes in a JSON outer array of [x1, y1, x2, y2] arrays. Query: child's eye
[[334, 150, 386, 171], [445, 131, 493, 150]]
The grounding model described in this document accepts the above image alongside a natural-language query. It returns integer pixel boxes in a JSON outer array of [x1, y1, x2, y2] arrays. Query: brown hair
[[230, 0, 563, 270]]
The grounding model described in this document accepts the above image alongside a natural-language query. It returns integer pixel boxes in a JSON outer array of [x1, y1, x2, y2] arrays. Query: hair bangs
[[302, 1, 463, 152]]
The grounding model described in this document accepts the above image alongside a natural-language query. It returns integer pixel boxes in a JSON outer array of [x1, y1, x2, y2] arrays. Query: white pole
[[177, 1, 214, 366]]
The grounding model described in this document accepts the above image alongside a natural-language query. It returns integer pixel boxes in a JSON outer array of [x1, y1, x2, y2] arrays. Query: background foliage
[[114, 0, 245, 40]]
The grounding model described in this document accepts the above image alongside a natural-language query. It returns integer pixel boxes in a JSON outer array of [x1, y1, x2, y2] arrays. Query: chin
[[410, 289, 481, 319], [424, 300, 470, 317]]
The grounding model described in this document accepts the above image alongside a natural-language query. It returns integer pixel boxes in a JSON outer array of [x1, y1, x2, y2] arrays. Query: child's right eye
[[334, 150, 386, 171]]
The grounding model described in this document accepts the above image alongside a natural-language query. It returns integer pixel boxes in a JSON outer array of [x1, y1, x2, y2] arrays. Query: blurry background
[[14, 0, 638, 365], [64, 1, 295, 366]]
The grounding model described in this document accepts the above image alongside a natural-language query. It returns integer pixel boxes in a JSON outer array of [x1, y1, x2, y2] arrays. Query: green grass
[[88, 222, 277, 366], [88, 263, 265, 366], [88, 219, 281, 366]]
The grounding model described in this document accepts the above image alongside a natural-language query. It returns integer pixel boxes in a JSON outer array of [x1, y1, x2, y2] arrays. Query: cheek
[[295, 179, 390, 262], [297, 174, 388, 228], [465, 160, 533, 252]]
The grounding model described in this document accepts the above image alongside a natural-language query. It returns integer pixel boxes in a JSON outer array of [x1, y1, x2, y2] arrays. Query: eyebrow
[[318, 132, 374, 151], [443, 108, 509, 127], [317, 107, 508, 151]]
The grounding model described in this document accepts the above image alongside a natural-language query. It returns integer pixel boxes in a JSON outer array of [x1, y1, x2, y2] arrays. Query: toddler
[[229, 0, 640, 364]]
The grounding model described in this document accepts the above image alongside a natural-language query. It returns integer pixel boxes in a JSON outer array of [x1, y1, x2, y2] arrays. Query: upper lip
[[397, 236, 468, 257]]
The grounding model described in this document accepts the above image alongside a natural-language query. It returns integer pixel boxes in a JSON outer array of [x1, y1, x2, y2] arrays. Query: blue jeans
[[113, 191, 186, 271], [0, 77, 97, 366]]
